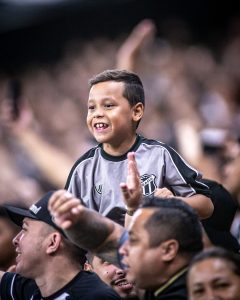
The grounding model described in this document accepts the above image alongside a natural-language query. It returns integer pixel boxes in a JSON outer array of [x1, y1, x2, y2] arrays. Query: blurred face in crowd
[[120, 208, 169, 290], [188, 257, 240, 300], [0, 217, 19, 271], [87, 81, 141, 154], [91, 256, 138, 299]]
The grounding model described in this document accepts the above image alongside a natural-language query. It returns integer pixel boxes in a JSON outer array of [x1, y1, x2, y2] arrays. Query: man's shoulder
[[0, 272, 120, 300], [1, 272, 38, 300], [69, 271, 121, 299], [147, 269, 188, 300]]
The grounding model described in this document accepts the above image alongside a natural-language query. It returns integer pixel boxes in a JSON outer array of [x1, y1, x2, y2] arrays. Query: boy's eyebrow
[[88, 97, 116, 102]]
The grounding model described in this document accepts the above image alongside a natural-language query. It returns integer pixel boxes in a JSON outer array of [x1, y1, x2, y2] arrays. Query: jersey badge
[[140, 174, 157, 196]]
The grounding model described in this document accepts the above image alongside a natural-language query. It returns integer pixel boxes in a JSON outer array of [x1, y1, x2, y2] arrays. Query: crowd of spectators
[[0, 18, 239, 234], [0, 17, 240, 300]]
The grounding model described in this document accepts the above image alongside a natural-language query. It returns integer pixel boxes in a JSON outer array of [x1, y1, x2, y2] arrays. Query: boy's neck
[[102, 135, 138, 156]]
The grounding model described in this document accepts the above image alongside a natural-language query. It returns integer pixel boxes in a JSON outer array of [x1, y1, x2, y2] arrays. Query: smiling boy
[[65, 69, 212, 221]]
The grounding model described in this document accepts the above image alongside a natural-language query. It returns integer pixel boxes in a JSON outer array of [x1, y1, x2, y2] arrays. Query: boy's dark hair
[[188, 246, 240, 276], [89, 69, 145, 107], [142, 196, 203, 257]]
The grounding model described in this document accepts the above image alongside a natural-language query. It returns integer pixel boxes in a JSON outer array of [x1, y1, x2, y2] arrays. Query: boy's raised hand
[[120, 152, 143, 211], [48, 190, 84, 229]]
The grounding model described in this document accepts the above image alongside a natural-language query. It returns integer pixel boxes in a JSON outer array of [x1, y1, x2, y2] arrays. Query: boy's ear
[[132, 102, 144, 122]]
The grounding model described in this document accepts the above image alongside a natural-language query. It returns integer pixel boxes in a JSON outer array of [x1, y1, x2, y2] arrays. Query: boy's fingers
[[120, 183, 131, 201]]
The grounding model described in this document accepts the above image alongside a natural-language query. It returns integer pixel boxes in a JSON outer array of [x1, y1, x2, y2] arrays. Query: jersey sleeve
[[162, 145, 211, 197], [64, 147, 98, 190]]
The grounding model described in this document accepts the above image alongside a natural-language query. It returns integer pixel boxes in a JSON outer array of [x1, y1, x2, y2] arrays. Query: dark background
[[0, 0, 239, 74]]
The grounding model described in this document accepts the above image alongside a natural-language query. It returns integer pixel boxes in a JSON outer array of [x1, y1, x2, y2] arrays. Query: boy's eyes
[[104, 103, 114, 108], [87, 103, 115, 110]]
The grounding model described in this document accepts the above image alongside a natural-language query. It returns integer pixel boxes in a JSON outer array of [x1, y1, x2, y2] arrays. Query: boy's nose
[[93, 107, 104, 118]]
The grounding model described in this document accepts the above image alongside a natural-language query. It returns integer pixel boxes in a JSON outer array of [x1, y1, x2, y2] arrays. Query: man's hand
[[48, 189, 124, 265], [120, 152, 142, 211], [48, 189, 84, 229]]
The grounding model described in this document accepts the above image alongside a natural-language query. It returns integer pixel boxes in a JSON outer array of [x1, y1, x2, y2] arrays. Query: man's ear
[[132, 102, 144, 122], [159, 239, 179, 262], [46, 232, 62, 255]]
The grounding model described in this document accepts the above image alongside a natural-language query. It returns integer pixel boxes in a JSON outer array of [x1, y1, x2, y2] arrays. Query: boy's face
[[87, 81, 142, 153]]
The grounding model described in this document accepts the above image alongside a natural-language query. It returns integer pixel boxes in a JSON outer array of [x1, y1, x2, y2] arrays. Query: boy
[[65, 69, 212, 221]]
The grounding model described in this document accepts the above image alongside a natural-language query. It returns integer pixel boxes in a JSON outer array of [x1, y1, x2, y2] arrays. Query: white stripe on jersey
[[10, 274, 17, 300]]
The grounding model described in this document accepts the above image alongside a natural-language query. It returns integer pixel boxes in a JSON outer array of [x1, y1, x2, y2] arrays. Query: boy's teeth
[[96, 123, 106, 128]]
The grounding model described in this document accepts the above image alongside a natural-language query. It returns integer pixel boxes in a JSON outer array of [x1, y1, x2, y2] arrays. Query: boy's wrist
[[126, 208, 137, 216]]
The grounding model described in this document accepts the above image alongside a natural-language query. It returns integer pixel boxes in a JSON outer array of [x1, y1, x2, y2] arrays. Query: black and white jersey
[[0, 271, 121, 300], [65, 135, 210, 217]]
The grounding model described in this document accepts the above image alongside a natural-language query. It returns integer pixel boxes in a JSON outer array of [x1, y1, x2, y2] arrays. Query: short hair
[[63, 237, 87, 268], [188, 246, 240, 276], [142, 196, 203, 256], [41, 221, 87, 268], [89, 69, 145, 107]]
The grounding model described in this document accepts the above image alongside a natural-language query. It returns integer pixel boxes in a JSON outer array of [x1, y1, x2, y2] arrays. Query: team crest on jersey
[[140, 174, 157, 196], [94, 184, 102, 194]]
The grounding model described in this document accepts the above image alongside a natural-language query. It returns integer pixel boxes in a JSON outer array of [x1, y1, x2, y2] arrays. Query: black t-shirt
[[144, 269, 187, 300], [0, 271, 121, 300]]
